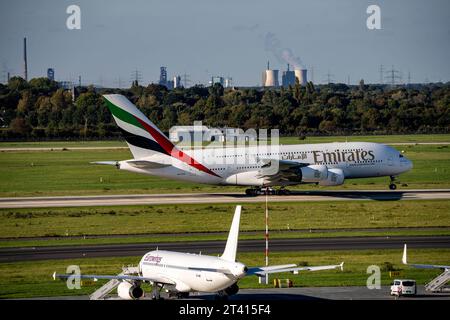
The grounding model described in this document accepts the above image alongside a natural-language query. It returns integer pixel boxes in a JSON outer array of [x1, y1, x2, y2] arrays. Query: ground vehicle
[[390, 279, 417, 296]]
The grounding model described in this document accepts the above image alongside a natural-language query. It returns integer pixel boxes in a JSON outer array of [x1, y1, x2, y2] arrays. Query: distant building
[[159, 66, 167, 87], [210, 76, 224, 86], [47, 68, 55, 81], [224, 77, 233, 88], [282, 64, 295, 87], [173, 76, 182, 88]]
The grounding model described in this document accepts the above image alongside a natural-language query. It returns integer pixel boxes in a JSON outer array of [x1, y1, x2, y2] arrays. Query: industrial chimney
[[23, 37, 28, 81]]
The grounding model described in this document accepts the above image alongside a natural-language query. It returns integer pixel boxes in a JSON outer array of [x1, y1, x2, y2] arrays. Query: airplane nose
[[408, 159, 413, 171]]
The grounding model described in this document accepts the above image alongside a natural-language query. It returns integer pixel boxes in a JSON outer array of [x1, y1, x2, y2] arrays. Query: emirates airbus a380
[[96, 94, 413, 195]]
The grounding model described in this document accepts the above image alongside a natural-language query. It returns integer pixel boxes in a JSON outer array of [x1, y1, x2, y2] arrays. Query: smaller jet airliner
[[96, 94, 413, 195], [53, 206, 344, 299]]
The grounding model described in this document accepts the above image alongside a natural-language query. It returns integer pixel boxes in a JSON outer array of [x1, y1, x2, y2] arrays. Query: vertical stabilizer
[[402, 244, 408, 265], [221, 206, 242, 262]]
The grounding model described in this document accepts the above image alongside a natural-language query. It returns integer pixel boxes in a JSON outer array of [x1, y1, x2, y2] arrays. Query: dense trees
[[0, 76, 449, 140]]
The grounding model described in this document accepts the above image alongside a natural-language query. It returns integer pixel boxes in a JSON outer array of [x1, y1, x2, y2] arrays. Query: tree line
[[0, 76, 449, 140]]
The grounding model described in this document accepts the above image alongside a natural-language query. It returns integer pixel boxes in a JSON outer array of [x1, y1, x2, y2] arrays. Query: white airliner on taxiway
[[53, 206, 344, 300], [97, 94, 413, 195]]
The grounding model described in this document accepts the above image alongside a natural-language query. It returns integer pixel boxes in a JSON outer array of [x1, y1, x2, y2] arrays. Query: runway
[[1, 189, 449, 209], [1, 235, 449, 263], [21, 286, 450, 300]]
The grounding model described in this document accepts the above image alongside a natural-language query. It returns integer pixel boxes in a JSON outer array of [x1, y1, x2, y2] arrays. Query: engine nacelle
[[117, 281, 144, 300], [318, 168, 345, 186], [224, 283, 239, 296], [299, 165, 328, 182]]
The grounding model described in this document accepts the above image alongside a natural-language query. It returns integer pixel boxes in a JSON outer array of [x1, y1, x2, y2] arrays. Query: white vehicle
[[390, 279, 417, 296], [96, 94, 413, 195], [53, 206, 344, 300]]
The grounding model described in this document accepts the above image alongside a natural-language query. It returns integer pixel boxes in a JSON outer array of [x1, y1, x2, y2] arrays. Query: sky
[[0, 0, 449, 87]]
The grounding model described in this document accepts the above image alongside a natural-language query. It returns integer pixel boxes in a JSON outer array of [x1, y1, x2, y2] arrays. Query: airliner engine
[[117, 281, 144, 300], [298, 165, 344, 186]]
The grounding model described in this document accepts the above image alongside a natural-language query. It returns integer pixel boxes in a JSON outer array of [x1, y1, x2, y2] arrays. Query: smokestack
[[23, 37, 28, 81], [267, 60, 270, 70]]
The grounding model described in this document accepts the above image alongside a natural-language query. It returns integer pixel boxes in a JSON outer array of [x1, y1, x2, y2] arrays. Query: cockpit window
[[399, 154, 404, 158]]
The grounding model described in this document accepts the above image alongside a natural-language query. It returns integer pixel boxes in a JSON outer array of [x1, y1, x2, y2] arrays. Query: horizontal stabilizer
[[90, 161, 119, 166], [126, 160, 171, 169], [247, 262, 344, 276]]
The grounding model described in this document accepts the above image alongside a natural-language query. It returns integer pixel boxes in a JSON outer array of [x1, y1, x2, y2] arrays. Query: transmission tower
[[323, 70, 334, 84], [130, 69, 143, 86], [182, 73, 192, 88], [379, 65, 384, 84], [384, 65, 401, 86]]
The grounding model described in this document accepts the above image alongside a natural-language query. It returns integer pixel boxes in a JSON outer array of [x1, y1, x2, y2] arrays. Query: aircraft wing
[[52, 272, 176, 285], [247, 262, 344, 276], [402, 244, 450, 270], [256, 159, 310, 183]]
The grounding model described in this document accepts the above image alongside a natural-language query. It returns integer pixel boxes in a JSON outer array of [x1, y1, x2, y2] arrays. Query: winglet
[[52, 272, 56, 281], [402, 244, 408, 265], [221, 206, 242, 262], [340, 262, 344, 271]]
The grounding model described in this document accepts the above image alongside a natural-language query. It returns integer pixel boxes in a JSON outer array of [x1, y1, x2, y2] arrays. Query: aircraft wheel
[[389, 183, 397, 190]]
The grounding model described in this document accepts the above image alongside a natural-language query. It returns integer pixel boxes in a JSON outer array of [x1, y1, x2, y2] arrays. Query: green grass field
[[0, 200, 449, 240], [0, 142, 449, 197], [0, 248, 447, 299]]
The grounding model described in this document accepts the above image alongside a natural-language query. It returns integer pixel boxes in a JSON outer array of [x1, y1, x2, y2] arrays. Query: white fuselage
[[139, 250, 246, 293], [119, 142, 413, 187]]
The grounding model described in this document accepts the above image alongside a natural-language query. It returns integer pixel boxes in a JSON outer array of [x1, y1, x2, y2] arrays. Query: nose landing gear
[[389, 176, 397, 190]]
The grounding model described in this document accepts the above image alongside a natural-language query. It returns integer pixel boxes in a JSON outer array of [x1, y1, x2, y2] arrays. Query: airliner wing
[[247, 262, 344, 276], [402, 244, 450, 270], [257, 159, 309, 183], [52, 272, 176, 285]]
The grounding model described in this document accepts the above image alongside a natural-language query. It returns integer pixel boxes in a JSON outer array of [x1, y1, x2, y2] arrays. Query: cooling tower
[[295, 69, 307, 86], [264, 69, 279, 87]]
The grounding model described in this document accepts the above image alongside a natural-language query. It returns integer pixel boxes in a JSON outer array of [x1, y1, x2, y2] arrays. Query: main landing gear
[[389, 176, 397, 190], [245, 187, 291, 196]]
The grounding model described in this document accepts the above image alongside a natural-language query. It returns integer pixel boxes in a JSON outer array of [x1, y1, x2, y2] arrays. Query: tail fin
[[402, 244, 408, 265], [103, 94, 173, 159], [221, 206, 242, 262]]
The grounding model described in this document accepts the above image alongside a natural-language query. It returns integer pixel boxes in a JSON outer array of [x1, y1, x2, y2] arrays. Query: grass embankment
[[0, 200, 449, 247], [0, 248, 447, 299], [0, 143, 449, 197]]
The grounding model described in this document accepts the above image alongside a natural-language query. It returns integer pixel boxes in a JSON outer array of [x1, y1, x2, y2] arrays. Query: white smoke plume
[[264, 32, 304, 69]]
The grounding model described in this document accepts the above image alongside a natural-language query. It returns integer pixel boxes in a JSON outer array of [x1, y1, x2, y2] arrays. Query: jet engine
[[298, 165, 328, 182], [117, 281, 144, 300], [318, 168, 345, 186], [297, 165, 344, 186], [223, 283, 239, 296]]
